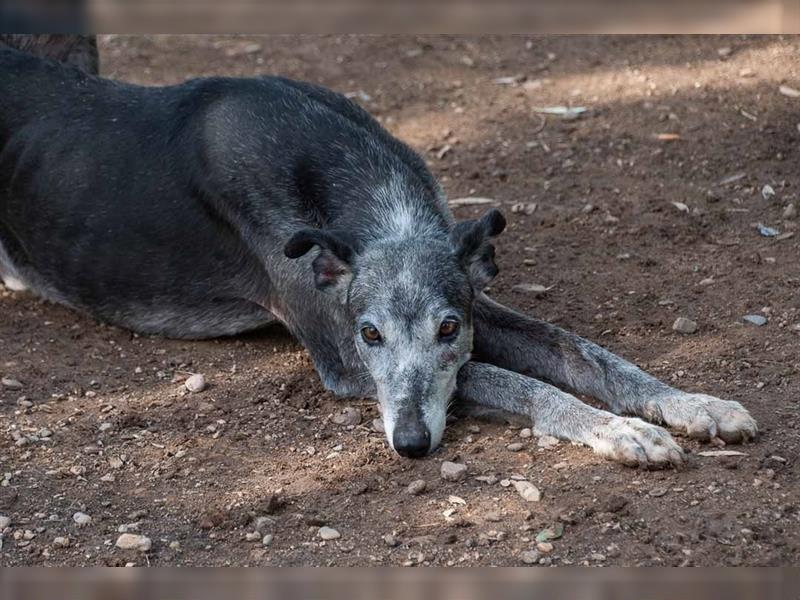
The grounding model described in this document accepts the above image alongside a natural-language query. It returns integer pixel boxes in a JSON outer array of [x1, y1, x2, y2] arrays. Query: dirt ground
[[1, 35, 799, 567]]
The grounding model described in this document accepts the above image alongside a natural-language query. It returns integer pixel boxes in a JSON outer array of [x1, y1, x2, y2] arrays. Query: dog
[[0, 42, 757, 465]]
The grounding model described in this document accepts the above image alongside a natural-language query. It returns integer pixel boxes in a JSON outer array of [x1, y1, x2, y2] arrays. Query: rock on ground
[[512, 480, 542, 502], [672, 317, 698, 334], [406, 479, 427, 495], [184, 373, 206, 393], [318, 526, 341, 541], [72, 512, 92, 526], [115, 533, 152, 552], [440, 461, 467, 482]]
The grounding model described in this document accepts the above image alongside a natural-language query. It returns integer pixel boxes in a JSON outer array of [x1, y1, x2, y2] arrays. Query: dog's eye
[[439, 319, 459, 339], [361, 325, 382, 344]]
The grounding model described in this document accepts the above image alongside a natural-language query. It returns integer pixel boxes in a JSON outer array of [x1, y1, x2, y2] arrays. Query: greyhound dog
[[0, 41, 757, 465]]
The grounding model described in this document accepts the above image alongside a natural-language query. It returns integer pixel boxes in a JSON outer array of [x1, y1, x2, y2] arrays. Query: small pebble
[[519, 428, 532, 439], [537, 435, 560, 449], [319, 526, 341, 541], [520, 550, 540, 565], [784, 203, 797, 219], [406, 479, 427, 496], [511, 202, 537, 215], [512, 480, 542, 502], [115, 533, 152, 552], [672, 317, 698, 334], [537, 542, 554, 553], [53, 536, 70, 548], [743, 314, 768, 326], [261, 534, 274, 547], [72, 512, 92, 526], [383, 533, 400, 547], [507, 442, 524, 452], [512, 283, 549, 295], [440, 461, 467, 482], [331, 406, 361, 427], [0, 516, 10, 529], [1, 377, 23, 389], [184, 373, 206, 393]]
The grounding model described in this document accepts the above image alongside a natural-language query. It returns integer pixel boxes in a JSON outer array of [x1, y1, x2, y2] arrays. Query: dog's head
[[285, 208, 505, 457]]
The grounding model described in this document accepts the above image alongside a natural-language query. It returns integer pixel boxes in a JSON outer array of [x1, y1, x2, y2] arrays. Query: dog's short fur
[[0, 44, 757, 464]]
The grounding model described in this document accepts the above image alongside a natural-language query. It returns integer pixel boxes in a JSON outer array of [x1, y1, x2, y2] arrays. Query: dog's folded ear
[[450, 208, 506, 291], [284, 229, 355, 297]]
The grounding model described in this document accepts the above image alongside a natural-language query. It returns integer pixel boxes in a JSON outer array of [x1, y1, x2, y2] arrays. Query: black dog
[[0, 43, 756, 462]]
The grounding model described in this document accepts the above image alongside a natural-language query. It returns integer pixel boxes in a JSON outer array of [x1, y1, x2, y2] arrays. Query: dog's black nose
[[393, 425, 431, 459]]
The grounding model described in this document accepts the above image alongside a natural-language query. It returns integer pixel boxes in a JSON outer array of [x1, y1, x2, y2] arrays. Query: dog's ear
[[450, 208, 506, 291], [284, 228, 355, 298]]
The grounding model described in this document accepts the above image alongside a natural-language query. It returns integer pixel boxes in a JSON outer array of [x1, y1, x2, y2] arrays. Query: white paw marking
[[646, 393, 758, 443], [590, 417, 685, 468]]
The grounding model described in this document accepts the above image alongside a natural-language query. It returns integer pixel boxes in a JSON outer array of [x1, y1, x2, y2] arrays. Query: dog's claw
[[589, 416, 686, 469], [655, 393, 758, 445]]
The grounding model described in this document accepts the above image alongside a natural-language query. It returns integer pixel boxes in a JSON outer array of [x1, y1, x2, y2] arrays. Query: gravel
[[331, 406, 361, 427], [743, 314, 768, 326], [184, 373, 207, 393], [1, 377, 23, 389], [537, 435, 560, 449], [318, 526, 341, 541], [115, 533, 152, 552], [672, 317, 698, 334], [72, 512, 92, 526], [406, 479, 427, 495], [440, 461, 467, 482], [512, 480, 542, 502]]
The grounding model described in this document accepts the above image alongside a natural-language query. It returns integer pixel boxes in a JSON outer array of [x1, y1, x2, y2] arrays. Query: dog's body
[[0, 46, 757, 463]]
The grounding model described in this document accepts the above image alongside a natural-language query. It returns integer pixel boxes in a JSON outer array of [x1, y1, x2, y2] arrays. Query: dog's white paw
[[644, 393, 758, 444], [588, 416, 685, 468]]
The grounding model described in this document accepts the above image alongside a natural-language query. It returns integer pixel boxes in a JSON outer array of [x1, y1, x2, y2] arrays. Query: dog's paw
[[588, 416, 685, 468], [644, 393, 758, 444]]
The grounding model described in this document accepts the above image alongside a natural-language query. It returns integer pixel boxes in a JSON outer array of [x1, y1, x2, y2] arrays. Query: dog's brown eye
[[439, 320, 459, 338], [361, 325, 382, 344]]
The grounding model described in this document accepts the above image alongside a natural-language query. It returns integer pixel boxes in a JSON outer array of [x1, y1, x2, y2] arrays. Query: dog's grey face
[[284, 208, 505, 458], [347, 239, 474, 457]]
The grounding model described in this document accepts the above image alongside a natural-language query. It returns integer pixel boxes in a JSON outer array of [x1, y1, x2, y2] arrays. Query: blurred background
[[0, 0, 795, 33]]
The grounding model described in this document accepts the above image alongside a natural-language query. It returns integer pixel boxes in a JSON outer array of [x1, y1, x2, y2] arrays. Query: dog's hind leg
[[456, 361, 685, 468], [472, 295, 757, 444]]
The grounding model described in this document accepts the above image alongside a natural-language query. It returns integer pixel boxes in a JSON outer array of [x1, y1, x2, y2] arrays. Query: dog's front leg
[[456, 361, 685, 467], [473, 295, 758, 444]]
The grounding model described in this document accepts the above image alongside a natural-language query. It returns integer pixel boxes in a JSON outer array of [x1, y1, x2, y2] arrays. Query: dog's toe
[[590, 417, 685, 469], [656, 393, 758, 445]]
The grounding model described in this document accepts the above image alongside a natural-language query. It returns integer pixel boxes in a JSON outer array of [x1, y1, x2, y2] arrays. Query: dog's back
[[0, 45, 450, 338], [0, 34, 98, 75]]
